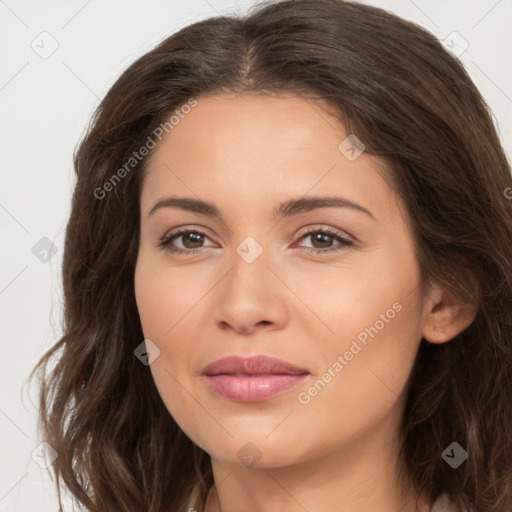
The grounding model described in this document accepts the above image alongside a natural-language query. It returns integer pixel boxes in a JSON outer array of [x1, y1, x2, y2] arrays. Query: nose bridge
[[234, 234, 266, 266], [213, 231, 288, 333], [224, 233, 271, 294]]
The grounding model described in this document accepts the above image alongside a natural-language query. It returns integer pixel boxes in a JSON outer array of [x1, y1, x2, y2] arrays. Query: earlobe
[[421, 287, 479, 344]]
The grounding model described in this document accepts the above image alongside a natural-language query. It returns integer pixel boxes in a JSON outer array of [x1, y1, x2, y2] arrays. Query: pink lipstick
[[202, 355, 310, 402]]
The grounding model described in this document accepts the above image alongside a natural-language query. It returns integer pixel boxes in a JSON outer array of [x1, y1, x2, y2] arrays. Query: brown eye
[[177, 231, 205, 249], [157, 229, 214, 254], [295, 228, 354, 254]]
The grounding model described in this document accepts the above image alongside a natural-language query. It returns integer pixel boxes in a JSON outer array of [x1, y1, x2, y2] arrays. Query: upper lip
[[202, 355, 309, 376]]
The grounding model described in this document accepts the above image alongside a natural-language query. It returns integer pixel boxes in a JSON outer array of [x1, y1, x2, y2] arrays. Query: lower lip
[[205, 374, 309, 402]]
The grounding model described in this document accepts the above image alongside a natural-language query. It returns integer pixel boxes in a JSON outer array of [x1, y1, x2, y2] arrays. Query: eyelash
[[157, 226, 354, 256]]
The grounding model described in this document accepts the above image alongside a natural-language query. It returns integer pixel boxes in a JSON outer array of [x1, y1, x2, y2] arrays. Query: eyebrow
[[148, 195, 376, 222]]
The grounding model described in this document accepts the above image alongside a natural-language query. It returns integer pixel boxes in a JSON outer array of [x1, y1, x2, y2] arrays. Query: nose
[[214, 246, 289, 335]]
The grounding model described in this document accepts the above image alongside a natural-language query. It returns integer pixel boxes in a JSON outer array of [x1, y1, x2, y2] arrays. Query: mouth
[[202, 355, 310, 402]]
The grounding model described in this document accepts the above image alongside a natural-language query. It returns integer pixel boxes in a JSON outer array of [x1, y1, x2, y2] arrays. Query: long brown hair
[[30, 0, 512, 510]]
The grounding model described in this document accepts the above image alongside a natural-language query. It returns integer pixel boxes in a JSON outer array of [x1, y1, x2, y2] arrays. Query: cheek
[[290, 296, 423, 457], [294, 245, 424, 409], [134, 251, 206, 340], [134, 258, 188, 385], [134, 258, 200, 436]]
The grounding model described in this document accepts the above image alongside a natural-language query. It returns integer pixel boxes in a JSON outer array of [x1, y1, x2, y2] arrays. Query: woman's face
[[134, 92, 435, 469]]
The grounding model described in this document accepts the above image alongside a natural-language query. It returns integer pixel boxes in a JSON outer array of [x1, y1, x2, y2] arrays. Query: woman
[[31, 0, 512, 511]]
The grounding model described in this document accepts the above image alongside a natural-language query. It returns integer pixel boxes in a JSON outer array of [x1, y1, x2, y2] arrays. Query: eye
[[294, 227, 354, 255], [157, 228, 215, 255], [157, 226, 354, 256]]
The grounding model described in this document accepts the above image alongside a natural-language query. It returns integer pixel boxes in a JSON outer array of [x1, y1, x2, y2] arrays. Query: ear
[[421, 283, 478, 344]]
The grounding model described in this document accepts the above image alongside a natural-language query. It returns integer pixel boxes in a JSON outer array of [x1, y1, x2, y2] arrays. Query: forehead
[[140, 93, 399, 226], [144, 92, 346, 168]]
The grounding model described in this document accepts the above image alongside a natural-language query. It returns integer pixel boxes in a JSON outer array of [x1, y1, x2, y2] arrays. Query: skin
[[134, 93, 477, 512]]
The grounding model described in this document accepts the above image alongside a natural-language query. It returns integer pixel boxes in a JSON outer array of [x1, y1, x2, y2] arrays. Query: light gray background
[[1, 0, 511, 510]]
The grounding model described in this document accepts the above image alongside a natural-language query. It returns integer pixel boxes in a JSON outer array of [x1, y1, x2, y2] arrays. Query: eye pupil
[[312, 232, 333, 248], [183, 232, 204, 248]]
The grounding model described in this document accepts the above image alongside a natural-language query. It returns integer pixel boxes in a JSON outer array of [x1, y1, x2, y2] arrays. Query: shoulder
[[185, 482, 202, 511], [431, 493, 471, 512]]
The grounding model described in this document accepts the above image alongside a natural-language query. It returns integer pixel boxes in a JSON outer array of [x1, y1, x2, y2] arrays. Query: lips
[[202, 355, 310, 402], [202, 355, 309, 376]]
